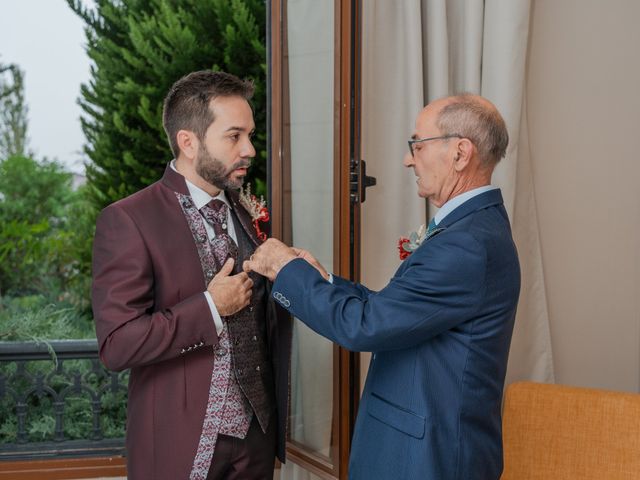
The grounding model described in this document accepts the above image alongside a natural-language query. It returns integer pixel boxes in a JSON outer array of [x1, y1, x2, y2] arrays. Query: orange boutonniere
[[239, 184, 270, 242]]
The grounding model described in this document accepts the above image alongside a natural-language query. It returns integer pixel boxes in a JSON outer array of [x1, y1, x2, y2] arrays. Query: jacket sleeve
[[272, 231, 486, 352], [92, 204, 218, 371], [331, 275, 376, 298]]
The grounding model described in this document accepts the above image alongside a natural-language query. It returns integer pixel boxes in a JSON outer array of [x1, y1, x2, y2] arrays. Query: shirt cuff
[[204, 291, 224, 335], [328, 273, 334, 284]]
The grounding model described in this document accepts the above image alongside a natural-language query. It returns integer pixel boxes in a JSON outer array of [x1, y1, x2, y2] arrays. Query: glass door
[[269, 0, 364, 478]]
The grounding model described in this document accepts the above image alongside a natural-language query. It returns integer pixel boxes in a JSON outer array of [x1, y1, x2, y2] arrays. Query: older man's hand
[[243, 238, 298, 281], [291, 247, 329, 281]]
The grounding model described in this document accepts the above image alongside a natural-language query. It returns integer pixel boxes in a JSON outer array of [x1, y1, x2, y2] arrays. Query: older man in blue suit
[[245, 94, 520, 479]]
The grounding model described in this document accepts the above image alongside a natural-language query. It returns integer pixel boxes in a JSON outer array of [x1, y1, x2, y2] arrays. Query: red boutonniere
[[239, 184, 270, 242], [398, 237, 411, 260], [398, 224, 428, 260]]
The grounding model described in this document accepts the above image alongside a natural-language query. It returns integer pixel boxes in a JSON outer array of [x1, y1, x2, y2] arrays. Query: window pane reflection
[[286, 0, 334, 465]]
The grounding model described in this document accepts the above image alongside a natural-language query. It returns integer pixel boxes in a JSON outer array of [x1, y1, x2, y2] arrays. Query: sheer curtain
[[361, 0, 554, 384]]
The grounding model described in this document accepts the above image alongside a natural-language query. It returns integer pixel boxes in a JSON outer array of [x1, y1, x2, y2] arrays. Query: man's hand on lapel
[[243, 238, 297, 282], [207, 258, 253, 316]]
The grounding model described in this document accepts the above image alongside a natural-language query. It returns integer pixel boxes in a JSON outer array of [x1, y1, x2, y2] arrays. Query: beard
[[195, 143, 250, 191]]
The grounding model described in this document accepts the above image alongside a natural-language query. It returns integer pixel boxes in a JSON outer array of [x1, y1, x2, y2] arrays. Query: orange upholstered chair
[[501, 381, 640, 480]]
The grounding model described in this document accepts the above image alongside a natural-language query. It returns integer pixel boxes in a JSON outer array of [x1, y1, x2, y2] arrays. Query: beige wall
[[527, 0, 640, 392]]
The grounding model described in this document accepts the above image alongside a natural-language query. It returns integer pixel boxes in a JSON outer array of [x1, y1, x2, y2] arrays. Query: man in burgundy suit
[[92, 71, 291, 480]]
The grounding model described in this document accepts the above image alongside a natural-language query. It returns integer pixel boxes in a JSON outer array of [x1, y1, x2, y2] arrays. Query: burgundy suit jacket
[[92, 165, 292, 480]]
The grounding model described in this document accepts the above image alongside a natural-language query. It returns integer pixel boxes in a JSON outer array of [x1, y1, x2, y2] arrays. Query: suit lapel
[[226, 189, 260, 247], [160, 162, 191, 195], [425, 227, 446, 242], [421, 190, 504, 246], [159, 163, 219, 286]]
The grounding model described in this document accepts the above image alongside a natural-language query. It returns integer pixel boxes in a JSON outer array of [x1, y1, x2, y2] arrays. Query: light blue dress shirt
[[433, 185, 498, 226]]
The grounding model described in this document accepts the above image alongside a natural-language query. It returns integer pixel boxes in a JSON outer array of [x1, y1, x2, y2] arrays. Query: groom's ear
[[176, 130, 199, 160]]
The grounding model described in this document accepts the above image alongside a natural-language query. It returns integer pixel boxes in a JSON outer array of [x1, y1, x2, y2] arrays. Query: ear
[[452, 138, 474, 172], [176, 130, 199, 161]]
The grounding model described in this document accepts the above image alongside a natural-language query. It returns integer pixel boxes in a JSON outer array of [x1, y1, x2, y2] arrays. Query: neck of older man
[[433, 162, 494, 208]]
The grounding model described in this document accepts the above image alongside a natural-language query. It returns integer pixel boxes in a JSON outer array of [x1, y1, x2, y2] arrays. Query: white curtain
[[361, 0, 554, 384]]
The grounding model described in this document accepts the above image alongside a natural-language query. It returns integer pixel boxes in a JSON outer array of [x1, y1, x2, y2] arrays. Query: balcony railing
[[0, 340, 127, 461]]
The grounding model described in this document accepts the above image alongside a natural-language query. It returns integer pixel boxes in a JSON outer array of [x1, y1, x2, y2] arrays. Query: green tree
[[0, 155, 77, 297], [67, 0, 267, 212], [0, 62, 29, 159], [0, 155, 73, 225]]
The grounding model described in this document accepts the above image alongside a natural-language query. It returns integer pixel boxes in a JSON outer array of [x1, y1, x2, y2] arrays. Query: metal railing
[[0, 340, 127, 460]]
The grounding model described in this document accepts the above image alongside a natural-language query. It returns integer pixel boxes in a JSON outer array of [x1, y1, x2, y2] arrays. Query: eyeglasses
[[407, 134, 463, 157]]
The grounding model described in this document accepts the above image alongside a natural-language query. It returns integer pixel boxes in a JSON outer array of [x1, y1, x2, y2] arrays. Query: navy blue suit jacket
[[272, 189, 520, 479]]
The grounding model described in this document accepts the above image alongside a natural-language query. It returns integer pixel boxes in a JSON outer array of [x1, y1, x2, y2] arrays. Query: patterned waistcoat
[[176, 193, 275, 479]]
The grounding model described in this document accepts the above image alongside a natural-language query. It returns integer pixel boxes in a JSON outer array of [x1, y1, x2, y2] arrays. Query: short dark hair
[[436, 93, 509, 166], [162, 70, 254, 158]]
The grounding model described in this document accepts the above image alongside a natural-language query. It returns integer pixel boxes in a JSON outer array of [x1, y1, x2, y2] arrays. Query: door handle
[[359, 159, 377, 203], [350, 159, 377, 204]]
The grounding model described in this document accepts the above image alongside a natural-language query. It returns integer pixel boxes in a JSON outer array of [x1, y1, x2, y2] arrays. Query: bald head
[[430, 94, 509, 167]]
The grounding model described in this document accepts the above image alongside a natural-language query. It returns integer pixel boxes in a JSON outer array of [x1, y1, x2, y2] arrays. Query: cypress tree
[[0, 62, 29, 159], [67, 0, 267, 211]]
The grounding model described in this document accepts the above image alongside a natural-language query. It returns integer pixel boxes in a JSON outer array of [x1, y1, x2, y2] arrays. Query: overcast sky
[[0, 0, 93, 174]]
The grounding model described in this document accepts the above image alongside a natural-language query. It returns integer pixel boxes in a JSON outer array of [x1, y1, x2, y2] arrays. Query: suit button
[[222, 223, 227, 230], [206, 270, 213, 280], [255, 366, 261, 372], [216, 347, 227, 357], [234, 339, 240, 346], [252, 336, 257, 342]]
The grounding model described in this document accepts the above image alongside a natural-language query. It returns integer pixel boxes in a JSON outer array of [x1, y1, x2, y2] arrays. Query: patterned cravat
[[200, 199, 238, 268]]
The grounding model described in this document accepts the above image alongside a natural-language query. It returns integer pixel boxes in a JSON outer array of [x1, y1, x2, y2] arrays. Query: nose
[[243, 137, 256, 159], [403, 151, 414, 168]]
